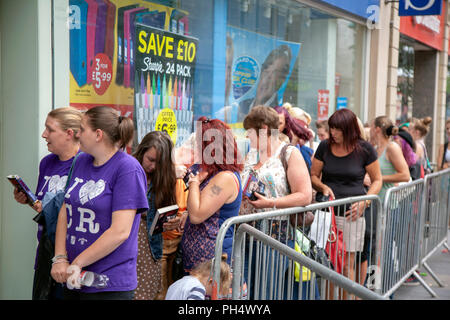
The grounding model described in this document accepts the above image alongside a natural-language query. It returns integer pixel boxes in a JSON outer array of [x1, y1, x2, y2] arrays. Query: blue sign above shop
[[319, 0, 380, 20], [398, 0, 442, 16], [336, 97, 348, 110]]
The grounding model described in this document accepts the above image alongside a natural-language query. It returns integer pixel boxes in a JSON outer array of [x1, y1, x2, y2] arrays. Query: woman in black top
[[310, 109, 382, 296]]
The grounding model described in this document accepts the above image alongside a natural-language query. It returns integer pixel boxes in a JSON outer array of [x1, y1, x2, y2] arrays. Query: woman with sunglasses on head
[[181, 117, 243, 276], [50, 106, 148, 300]]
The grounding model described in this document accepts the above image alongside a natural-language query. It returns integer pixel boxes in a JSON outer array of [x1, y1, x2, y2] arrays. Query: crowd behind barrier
[[212, 168, 450, 300], [11, 104, 449, 301]]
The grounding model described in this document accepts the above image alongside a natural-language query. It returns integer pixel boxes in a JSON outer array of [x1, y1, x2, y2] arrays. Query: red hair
[[196, 116, 243, 177]]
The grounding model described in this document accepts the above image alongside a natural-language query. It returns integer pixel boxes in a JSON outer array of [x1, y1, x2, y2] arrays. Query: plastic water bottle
[[79, 271, 109, 288]]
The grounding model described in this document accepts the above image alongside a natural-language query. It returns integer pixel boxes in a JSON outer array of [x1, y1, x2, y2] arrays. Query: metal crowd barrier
[[381, 179, 426, 298], [211, 170, 450, 300], [211, 195, 383, 300], [231, 223, 386, 300], [419, 168, 450, 293]]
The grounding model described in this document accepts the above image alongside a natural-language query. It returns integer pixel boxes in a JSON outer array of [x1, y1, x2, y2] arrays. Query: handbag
[[31, 153, 80, 300], [294, 228, 332, 282], [325, 207, 346, 275], [308, 208, 332, 249], [280, 144, 314, 228]]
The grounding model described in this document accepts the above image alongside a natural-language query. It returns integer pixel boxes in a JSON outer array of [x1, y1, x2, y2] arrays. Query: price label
[[155, 108, 177, 145], [91, 53, 112, 95]]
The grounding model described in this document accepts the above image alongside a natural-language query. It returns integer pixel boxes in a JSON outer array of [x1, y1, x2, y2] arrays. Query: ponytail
[[375, 116, 397, 138], [85, 106, 134, 149]]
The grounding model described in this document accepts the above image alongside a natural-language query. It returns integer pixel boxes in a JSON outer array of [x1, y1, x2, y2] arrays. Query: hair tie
[[386, 125, 394, 137], [118, 116, 124, 124]]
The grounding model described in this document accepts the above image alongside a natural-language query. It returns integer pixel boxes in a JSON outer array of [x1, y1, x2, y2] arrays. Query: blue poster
[[222, 26, 301, 124]]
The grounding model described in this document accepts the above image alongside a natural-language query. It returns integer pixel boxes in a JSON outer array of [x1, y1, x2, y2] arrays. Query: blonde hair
[[413, 116, 432, 137], [191, 256, 231, 294], [48, 107, 82, 141], [374, 115, 398, 138], [283, 102, 311, 126]]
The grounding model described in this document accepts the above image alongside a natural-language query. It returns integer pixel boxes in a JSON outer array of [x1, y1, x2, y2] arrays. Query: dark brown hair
[[84, 106, 134, 149], [133, 131, 177, 209], [328, 109, 362, 152]]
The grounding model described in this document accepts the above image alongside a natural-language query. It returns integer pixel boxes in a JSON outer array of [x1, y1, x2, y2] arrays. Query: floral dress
[[239, 142, 296, 243]]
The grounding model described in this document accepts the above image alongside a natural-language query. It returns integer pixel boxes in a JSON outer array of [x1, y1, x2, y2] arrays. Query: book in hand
[[243, 172, 266, 201], [149, 204, 179, 236], [7, 175, 39, 206]]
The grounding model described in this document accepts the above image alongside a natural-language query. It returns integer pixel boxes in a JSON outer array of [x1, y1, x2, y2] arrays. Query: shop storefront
[[397, 1, 446, 154], [0, 0, 380, 299], [54, 0, 377, 150]]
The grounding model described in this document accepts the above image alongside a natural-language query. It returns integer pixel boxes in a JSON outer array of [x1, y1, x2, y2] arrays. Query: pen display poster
[[68, 0, 190, 125], [134, 24, 198, 145]]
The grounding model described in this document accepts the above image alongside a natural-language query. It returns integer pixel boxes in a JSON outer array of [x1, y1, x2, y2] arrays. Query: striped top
[[378, 144, 396, 202], [165, 275, 206, 300]]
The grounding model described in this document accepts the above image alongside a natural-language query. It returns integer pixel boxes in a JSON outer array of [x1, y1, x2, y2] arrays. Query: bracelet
[[51, 259, 69, 266], [51, 254, 68, 263], [272, 198, 277, 210]]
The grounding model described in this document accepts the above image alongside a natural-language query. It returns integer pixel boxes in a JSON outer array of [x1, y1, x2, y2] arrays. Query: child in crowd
[[165, 257, 231, 300]]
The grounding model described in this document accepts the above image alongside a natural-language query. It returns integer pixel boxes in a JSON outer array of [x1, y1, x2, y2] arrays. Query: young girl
[[165, 257, 231, 300], [50, 106, 148, 300]]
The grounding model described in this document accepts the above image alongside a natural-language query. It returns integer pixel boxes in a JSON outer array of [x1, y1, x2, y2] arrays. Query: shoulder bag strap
[[64, 152, 82, 192]]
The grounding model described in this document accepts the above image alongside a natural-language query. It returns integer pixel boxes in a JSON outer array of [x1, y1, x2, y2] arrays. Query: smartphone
[[249, 181, 266, 201], [183, 164, 200, 188]]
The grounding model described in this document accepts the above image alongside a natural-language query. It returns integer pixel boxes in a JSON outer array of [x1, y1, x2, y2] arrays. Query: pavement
[[393, 230, 450, 300]]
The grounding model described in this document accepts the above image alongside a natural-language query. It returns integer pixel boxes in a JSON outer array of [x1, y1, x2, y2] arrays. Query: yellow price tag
[[154, 108, 177, 145]]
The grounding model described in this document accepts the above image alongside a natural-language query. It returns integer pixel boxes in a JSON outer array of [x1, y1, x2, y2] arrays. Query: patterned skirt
[[134, 215, 162, 300]]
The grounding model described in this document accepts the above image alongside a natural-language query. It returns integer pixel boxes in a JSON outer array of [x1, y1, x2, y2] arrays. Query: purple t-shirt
[[64, 151, 148, 293], [34, 153, 78, 268]]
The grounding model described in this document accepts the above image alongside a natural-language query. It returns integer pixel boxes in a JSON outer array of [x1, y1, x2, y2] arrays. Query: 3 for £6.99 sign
[[91, 53, 112, 95]]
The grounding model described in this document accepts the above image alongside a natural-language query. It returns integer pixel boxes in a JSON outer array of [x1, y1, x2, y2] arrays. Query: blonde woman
[[12, 107, 82, 300]]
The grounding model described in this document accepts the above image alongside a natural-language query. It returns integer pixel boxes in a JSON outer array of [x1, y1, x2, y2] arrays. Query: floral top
[[239, 142, 296, 243]]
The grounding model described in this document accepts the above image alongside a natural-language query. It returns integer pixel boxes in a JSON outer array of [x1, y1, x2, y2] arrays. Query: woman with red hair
[[181, 117, 243, 274]]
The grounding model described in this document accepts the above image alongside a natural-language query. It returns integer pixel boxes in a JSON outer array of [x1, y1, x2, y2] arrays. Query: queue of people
[[11, 104, 445, 300]]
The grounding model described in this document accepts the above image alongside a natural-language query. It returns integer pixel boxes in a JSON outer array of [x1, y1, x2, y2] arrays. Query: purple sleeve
[[112, 168, 148, 214]]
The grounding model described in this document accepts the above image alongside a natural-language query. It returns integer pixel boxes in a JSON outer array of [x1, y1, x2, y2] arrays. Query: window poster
[[67, 0, 191, 142], [134, 24, 198, 145], [220, 26, 301, 128]]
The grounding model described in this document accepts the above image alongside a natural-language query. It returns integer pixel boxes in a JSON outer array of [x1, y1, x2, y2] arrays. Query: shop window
[[54, 0, 368, 149]]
